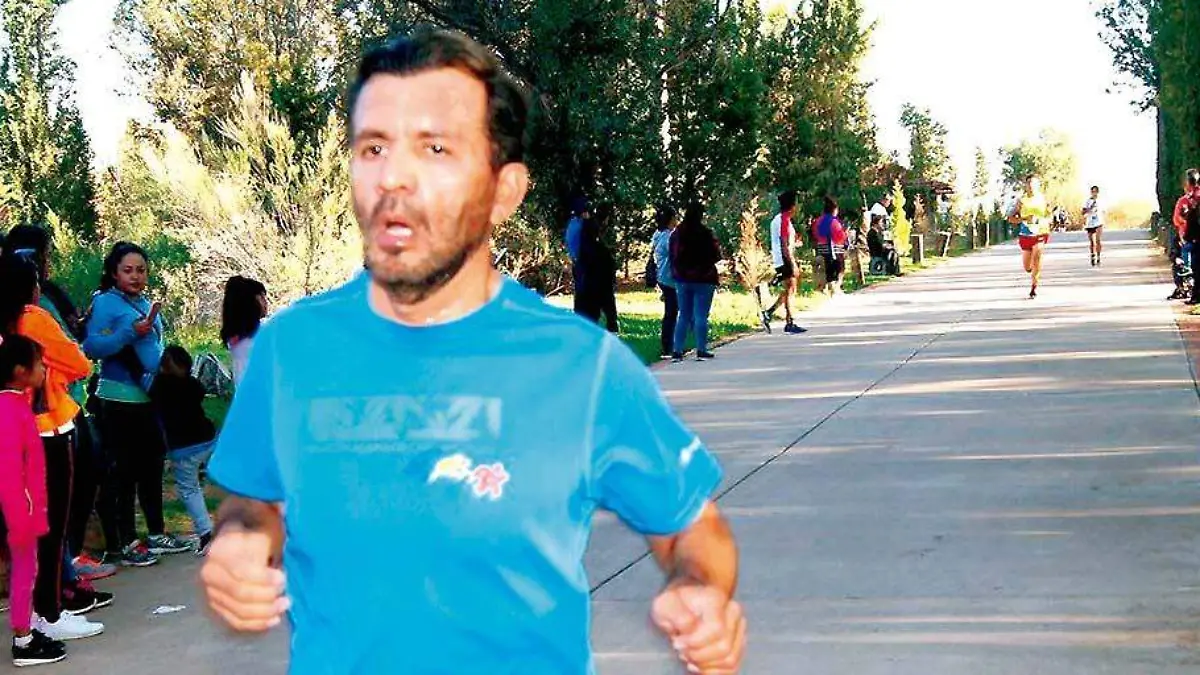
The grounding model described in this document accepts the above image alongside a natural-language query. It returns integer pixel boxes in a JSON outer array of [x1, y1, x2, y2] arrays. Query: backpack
[[193, 352, 234, 399], [1187, 195, 1200, 243]]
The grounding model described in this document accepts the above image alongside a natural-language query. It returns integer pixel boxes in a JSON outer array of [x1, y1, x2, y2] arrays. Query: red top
[[0, 391, 49, 544], [810, 215, 848, 247]]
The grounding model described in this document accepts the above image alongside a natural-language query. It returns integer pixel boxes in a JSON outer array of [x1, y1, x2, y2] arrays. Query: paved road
[[19, 230, 1200, 674]]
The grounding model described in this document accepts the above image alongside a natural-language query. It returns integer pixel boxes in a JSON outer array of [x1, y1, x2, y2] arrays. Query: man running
[[1010, 175, 1050, 299], [1082, 185, 1104, 266], [762, 190, 807, 334], [199, 29, 745, 675]]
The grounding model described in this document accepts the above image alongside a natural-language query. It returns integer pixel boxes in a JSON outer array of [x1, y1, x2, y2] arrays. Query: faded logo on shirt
[[306, 395, 502, 445]]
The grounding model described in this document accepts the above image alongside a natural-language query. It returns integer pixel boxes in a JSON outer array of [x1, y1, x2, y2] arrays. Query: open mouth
[[376, 219, 416, 251]]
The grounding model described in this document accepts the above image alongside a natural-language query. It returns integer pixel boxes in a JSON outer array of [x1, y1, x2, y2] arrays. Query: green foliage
[[972, 146, 990, 202], [1096, 0, 1159, 111], [0, 0, 99, 240], [890, 180, 911, 254], [899, 103, 954, 187], [115, 0, 342, 152], [1001, 129, 1081, 211]]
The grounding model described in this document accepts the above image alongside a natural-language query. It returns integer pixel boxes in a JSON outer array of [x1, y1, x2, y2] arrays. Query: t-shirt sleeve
[[208, 324, 284, 503], [588, 335, 722, 536]]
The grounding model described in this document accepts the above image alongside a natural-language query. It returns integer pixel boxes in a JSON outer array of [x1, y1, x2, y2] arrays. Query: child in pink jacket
[[0, 335, 65, 666]]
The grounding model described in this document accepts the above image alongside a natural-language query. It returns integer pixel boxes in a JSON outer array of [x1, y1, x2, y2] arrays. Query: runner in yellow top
[[1009, 174, 1050, 299]]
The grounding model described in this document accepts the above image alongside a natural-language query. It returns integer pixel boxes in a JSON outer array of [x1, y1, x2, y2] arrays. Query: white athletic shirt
[[1083, 197, 1104, 228], [770, 212, 796, 268]]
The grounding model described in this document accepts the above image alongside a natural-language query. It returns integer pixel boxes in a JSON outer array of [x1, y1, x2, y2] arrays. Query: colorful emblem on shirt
[[429, 454, 509, 500]]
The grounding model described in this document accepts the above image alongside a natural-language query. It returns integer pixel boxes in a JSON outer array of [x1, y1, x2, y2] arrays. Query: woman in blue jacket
[[84, 243, 191, 567]]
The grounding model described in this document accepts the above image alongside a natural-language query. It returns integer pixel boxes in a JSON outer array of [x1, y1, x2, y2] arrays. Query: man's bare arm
[[215, 496, 286, 565], [647, 501, 737, 596]]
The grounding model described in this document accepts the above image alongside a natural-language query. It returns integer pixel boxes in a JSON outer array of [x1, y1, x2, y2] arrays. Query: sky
[[860, 0, 1156, 204], [59, 0, 1156, 204]]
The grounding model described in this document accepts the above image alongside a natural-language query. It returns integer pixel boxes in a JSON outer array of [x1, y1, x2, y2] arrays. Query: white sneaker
[[35, 612, 104, 640]]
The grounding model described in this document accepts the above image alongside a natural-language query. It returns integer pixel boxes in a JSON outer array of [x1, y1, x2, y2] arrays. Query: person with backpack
[[83, 243, 191, 567], [1174, 169, 1200, 305]]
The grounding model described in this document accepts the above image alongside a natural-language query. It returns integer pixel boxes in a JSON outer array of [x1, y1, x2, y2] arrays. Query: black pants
[[660, 284, 678, 356], [98, 400, 166, 552], [577, 281, 619, 333], [66, 413, 101, 556], [34, 431, 74, 624]]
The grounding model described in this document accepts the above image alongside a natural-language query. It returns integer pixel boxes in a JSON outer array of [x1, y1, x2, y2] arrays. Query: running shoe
[[34, 613, 104, 641], [146, 533, 192, 555], [72, 553, 117, 582], [116, 542, 159, 567], [194, 531, 213, 557], [671, 353, 684, 363], [784, 322, 807, 334], [760, 310, 773, 334], [12, 630, 66, 667], [63, 586, 113, 616], [696, 351, 716, 360]]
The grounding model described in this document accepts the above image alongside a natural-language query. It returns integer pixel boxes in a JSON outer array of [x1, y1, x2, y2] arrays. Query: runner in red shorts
[[1008, 175, 1050, 299]]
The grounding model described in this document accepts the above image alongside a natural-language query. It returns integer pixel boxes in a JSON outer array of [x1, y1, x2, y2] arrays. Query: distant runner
[[1082, 185, 1104, 267], [1009, 175, 1050, 299], [762, 190, 807, 334]]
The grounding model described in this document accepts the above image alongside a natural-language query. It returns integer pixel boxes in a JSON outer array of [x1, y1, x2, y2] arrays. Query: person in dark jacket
[[670, 202, 721, 362], [150, 346, 216, 555], [577, 206, 619, 333]]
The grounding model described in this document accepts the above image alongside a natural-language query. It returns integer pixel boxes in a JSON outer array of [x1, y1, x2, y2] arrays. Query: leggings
[[7, 542, 36, 634], [98, 400, 166, 552], [34, 431, 74, 624], [66, 413, 103, 556]]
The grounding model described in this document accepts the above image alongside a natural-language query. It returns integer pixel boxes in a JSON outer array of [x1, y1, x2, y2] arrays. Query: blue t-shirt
[[208, 273, 722, 675]]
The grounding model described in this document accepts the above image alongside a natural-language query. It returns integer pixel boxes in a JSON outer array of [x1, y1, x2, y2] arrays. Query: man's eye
[[429, 144, 446, 155], [362, 144, 384, 158]]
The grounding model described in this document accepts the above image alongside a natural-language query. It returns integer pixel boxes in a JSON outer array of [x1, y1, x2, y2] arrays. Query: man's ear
[[491, 163, 530, 226]]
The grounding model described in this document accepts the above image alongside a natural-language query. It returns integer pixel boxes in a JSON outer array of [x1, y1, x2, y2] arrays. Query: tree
[[1096, 0, 1159, 111], [972, 146, 990, 204], [115, 0, 341, 151], [103, 73, 361, 325], [1001, 129, 1081, 212], [899, 103, 954, 188], [0, 0, 99, 238]]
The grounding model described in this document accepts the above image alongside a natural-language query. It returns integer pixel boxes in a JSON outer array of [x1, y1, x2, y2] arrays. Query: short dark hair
[[654, 205, 677, 230], [163, 344, 193, 373], [0, 333, 41, 388], [1091, 185, 1100, 191], [346, 27, 530, 168], [778, 190, 797, 212], [99, 242, 150, 293], [823, 195, 838, 214], [1188, 169, 1200, 187], [0, 254, 38, 335], [220, 276, 268, 344], [2, 225, 50, 275]]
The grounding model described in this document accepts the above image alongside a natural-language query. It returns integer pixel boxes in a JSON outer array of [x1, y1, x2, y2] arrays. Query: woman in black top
[[670, 202, 722, 362]]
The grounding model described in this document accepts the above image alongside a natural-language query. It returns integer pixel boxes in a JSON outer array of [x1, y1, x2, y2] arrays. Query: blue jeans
[[1183, 242, 1193, 267], [674, 282, 716, 355], [169, 442, 214, 536]]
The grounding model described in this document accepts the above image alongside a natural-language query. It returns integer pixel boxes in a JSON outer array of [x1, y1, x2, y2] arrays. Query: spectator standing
[[0, 335, 66, 666], [651, 205, 679, 358], [671, 202, 722, 362], [565, 197, 591, 317], [1175, 169, 1200, 305], [151, 346, 217, 556], [221, 276, 268, 386], [83, 243, 191, 567], [811, 196, 849, 296], [577, 207, 619, 333]]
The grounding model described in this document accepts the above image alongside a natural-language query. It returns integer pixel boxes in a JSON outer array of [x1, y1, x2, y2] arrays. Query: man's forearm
[[649, 502, 738, 597], [216, 496, 286, 563]]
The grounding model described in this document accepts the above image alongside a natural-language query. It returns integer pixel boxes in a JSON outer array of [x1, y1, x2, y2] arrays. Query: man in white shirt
[[1082, 185, 1105, 267], [761, 191, 807, 335]]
